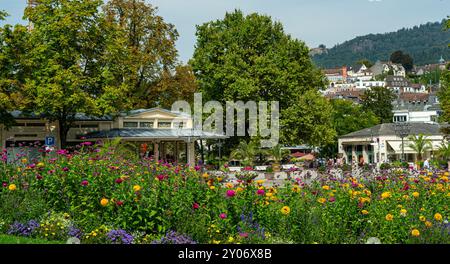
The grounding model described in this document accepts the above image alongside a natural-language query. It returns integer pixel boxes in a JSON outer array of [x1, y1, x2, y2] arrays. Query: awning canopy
[[386, 140, 441, 154], [81, 128, 228, 140]]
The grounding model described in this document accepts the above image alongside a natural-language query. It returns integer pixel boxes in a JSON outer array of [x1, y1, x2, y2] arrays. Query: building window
[[157, 122, 171, 128], [80, 124, 99, 128], [140, 122, 153, 128], [26, 123, 46, 127], [173, 122, 185, 128], [123, 122, 138, 128]]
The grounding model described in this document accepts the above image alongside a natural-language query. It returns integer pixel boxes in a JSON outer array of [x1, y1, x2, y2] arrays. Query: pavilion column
[[187, 141, 195, 166], [154, 141, 159, 161]]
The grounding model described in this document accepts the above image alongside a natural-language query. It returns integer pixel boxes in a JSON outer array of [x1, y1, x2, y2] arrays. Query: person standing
[[423, 158, 430, 170]]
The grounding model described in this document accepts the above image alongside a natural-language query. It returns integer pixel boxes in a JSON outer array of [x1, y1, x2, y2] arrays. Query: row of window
[[393, 115, 408, 122], [123, 121, 184, 129]]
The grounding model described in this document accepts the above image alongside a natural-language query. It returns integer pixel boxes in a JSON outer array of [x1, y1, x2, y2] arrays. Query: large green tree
[[438, 17, 450, 135], [361, 87, 396, 123], [103, 0, 181, 108], [0, 11, 31, 128], [390, 50, 414, 72], [190, 10, 333, 150]]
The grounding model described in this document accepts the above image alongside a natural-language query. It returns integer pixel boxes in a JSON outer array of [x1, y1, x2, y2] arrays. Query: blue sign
[[45, 136, 55, 146]]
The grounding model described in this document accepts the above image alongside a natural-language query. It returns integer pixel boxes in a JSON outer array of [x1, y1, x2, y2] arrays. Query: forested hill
[[311, 19, 450, 68]]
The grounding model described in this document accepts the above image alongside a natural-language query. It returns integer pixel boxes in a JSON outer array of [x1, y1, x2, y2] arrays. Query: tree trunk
[[59, 120, 70, 149]]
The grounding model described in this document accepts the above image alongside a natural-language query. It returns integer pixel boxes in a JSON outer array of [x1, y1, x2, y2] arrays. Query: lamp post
[[394, 122, 411, 162]]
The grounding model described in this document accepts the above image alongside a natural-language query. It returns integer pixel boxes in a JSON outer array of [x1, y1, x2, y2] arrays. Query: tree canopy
[[390, 50, 414, 72], [0, 0, 194, 147], [361, 87, 396, 124], [190, 10, 333, 149]]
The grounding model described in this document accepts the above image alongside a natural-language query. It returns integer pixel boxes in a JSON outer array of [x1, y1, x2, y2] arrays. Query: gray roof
[[9, 110, 113, 121], [339, 123, 444, 139], [120, 108, 191, 118], [82, 128, 227, 140]]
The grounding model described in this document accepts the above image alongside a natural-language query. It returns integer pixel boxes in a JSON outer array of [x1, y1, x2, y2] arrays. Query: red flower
[[81, 180, 89, 186], [2, 182, 7, 188], [219, 213, 227, 219], [329, 197, 336, 203], [115, 178, 123, 184], [192, 202, 200, 210], [36, 174, 43, 180], [116, 200, 124, 206], [157, 174, 167, 181]]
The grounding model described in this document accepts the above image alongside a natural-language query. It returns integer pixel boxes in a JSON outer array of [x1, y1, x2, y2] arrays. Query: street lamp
[[394, 122, 411, 162]]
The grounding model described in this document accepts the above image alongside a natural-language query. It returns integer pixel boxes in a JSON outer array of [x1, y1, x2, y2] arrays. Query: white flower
[[365, 237, 381, 244], [66, 237, 81, 244]]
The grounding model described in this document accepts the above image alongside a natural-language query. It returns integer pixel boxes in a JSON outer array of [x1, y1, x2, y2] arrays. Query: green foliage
[[390, 50, 414, 72], [436, 141, 450, 161], [321, 99, 379, 157], [312, 19, 450, 68], [229, 140, 261, 166], [406, 134, 433, 161], [361, 87, 396, 123], [190, 10, 332, 147]]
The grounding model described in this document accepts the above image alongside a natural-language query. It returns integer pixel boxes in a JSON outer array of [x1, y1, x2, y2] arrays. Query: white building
[[338, 123, 445, 165]]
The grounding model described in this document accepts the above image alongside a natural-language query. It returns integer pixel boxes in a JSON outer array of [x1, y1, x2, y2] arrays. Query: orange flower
[[385, 214, 394, 221], [100, 198, 109, 207], [434, 213, 443, 221], [411, 229, 420, 237]]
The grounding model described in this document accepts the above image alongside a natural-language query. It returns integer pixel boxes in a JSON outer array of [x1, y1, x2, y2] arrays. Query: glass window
[[158, 122, 171, 128], [123, 122, 138, 128], [80, 124, 99, 128], [140, 122, 153, 128]]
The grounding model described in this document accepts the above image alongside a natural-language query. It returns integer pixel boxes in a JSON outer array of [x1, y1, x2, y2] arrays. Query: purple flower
[[68, 225, 83, 239], [106, 229, 134, 244], [8, 220, 40, 237], [151, 231, 197, 244], [62, 167, 69, 172]]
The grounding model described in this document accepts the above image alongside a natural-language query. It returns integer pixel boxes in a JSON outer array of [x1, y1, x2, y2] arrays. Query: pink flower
[[243, 166, 253, 171], [194, 165, 201, 171], [36, 174, 43, 180], [2, 182, 7, 188], [239, 232, 249, 238], [29, 163, 36, 169], [219, 213, 227, 219], [62, 167, 69, 172], [80, 141, 92, 146], [226, 190, 236, 197], [329, 197, 336, 203], [81, 180, 89, 186], [48, 170, 55, 174], [57, 149, 68, 155], [157, 174, 167, 181], [192, 202, 200, 210], [256, 189, 265, 196]]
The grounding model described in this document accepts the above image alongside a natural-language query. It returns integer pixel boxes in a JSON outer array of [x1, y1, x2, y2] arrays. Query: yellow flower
[[236, 187, 243, 192], [411, 229, 420, 237], [381, 192, 391, 199], [420, 207, 425, 212], [100, 198, 109, 207], [397, 204, 403, 208], [217, 177, 223, 182], [212, 240, 221, 244], [292, 186, 300, 193], [133, 185, 141, 192], [8, 184, 17, 191], [322, 185, 330, 191], [202, 173, 209, 179], [361, 210, 369, 215], [419, 216, 426, 222], [400, 209, 407, 216], [385, 214, 394, 221], [225, 183, 234, 189], [256, 179, 265, 185], [434, 213, 443, 221], [228, 236, 234, 243], [412, 192, 419, 198], [209, 185, 215, 190], [37, 162, 45, 167], [425, 221, 432, 228], [266, 192, 273, 197], [317, 197, 326, 204], [21, 158, 28, 164], [280, 206, 291, 215]]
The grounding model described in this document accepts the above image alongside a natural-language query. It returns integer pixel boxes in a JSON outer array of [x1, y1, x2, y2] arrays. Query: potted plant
[[263, 144, 290, 172]]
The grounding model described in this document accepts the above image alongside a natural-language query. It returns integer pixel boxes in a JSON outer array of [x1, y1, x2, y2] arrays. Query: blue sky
[[1, 0, 449, 63]]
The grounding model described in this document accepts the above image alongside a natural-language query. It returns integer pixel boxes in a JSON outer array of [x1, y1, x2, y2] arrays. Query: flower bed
[[0, 143, 449, 244]]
